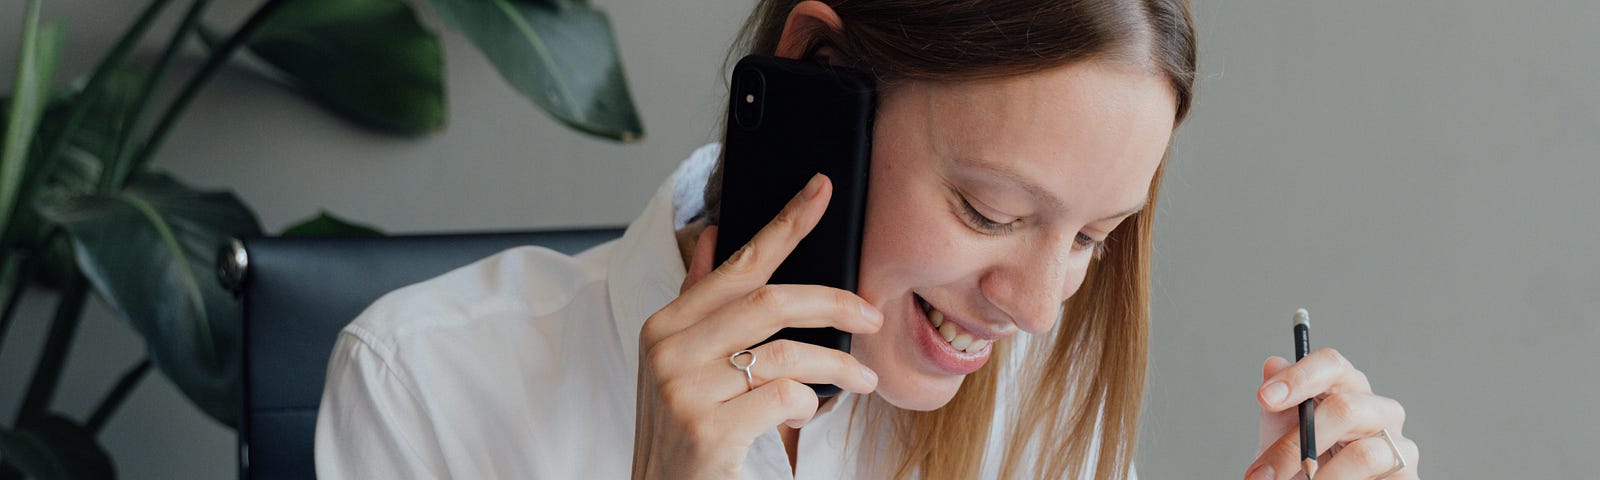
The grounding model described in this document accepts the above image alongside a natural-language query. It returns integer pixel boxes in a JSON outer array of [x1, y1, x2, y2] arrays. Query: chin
[[854, 292, 987, 411], [873, 374, 965, 411]]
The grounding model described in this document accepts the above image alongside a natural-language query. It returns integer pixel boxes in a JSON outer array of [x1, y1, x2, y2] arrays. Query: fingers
[[747, 340, 877, 395], [698, 339, 878, 400], [717, 378, 821, 438], [679, 284, 882, 352], [672, 174, 832, 321], [1258, 348, 1373, 413], [1257, 356, 1299, 456], [1246, 392, 1407, 480], [1315, 433, 1420, 479], [1263, 355, 1292, 381]]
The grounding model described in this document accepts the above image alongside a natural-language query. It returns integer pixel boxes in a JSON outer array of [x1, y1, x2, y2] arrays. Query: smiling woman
[[314, 1, 1421, 479], [691, 1, 1188, 477]]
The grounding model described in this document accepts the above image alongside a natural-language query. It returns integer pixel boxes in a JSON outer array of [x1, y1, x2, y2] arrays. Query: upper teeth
[[925, 303, 989, 354]]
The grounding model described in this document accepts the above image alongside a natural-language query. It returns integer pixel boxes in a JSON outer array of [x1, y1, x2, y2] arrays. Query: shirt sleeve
[[315, 331, 448, 479]]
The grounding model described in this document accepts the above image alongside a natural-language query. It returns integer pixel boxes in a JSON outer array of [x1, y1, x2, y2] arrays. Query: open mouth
[[913, 294, 994, 357], [909, 294, 993, 375]]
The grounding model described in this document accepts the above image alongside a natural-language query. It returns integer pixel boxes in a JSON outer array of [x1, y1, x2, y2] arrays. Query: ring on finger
[[1374, 428, 1407, 479], [729, 349, 757, 391]]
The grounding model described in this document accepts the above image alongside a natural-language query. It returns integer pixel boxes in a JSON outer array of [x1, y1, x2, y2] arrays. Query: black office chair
[[218, 228, 625, 480]]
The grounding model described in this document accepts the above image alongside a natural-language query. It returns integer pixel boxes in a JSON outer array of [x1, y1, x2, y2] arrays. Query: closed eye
[[956, 194, 1017, 234], [961, 192, 1111, 258]]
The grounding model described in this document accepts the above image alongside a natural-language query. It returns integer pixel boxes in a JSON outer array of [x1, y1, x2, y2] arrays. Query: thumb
[[681, 226, 718, 294], [1256, 356, 1296, 456], [1262, 355, 1292, 382]]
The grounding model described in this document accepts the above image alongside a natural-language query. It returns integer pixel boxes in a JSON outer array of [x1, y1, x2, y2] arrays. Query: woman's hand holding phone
[[631, 174, 883, 480]]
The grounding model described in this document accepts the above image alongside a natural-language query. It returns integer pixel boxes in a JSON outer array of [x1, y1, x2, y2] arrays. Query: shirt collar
[[607, 144, 719, 373]]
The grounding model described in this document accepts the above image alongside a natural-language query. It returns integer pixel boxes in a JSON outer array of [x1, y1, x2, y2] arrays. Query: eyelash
[[956, 195, 1016, 234], [956, 195, 1109, 258]]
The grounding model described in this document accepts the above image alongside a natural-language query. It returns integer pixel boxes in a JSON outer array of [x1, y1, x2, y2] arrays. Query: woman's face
[[852, 60, 1177, 410]]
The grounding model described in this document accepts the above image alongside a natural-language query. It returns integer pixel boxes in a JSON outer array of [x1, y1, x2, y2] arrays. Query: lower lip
[[910, 296, 992, 375]]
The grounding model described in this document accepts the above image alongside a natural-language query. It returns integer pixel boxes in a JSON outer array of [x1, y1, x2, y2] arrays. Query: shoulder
[[318, 242, 633, 478], [339, 243, 613, 364]]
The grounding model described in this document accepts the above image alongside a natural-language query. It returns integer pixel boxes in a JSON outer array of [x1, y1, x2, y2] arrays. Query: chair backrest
[[223, 228, 624, 480]]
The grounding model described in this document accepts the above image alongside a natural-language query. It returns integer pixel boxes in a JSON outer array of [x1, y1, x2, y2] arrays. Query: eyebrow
[[960, 158, 1147, 222]]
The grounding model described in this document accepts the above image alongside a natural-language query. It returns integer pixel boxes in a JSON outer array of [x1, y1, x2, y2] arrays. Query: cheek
[[859, 223, 966, 300], [856, 156, 975, 299]]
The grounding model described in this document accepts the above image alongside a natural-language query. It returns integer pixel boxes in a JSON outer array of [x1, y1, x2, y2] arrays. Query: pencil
[[1293, 308, 1317, 479]]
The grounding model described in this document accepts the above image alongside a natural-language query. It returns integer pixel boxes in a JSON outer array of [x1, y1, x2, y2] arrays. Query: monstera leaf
[[36, 173, 262, 427], [0, 416, 114, 480], [237, 0, 446, 134], [425, 0, 643, 141]]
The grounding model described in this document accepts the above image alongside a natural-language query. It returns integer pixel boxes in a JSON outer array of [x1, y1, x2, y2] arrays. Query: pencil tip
[[1293, 308, 1310, 327], [1303, 458, 1319, 479]]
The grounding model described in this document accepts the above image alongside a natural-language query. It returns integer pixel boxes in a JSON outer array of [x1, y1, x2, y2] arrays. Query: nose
[[977, 229, 1088, 334]]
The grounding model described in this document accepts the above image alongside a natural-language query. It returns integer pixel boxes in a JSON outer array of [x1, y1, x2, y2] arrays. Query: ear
[[774, 1, 845, 61]]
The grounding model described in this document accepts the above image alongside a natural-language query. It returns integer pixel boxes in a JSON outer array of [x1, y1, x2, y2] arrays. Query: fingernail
[[860, 303, 882, 325], [1247, 464, 1274, 480], [727, 245, 749, 265], [860, 365, 878, 385], [1261, 381, 1289, 406], [801, 174, 825, 200]]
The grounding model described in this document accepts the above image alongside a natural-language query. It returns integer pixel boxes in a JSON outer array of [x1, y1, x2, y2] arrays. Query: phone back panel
[[714, 55, 875, 393]]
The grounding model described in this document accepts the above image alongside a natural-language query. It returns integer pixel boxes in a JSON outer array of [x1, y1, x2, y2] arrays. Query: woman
[[317, 1, 1420, 478]]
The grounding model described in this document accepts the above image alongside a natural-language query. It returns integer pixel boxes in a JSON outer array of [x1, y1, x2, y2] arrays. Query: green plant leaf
[[36, 172, 262, 427], [280, 210, 384, 237], [1, 0, 63, 246], [8, 68, 148, 286], [0, 415, 115, 480], [238, 0, 446, 135], [34, 68, 147, 195], [425, 0, 643, 142]]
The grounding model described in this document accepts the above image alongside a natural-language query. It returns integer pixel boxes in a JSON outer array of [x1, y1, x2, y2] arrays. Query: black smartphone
[[713, 54, 875, 397]]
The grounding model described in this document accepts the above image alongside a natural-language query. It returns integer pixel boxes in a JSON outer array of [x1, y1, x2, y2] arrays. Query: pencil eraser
[[1293, 308, 1310, 327]]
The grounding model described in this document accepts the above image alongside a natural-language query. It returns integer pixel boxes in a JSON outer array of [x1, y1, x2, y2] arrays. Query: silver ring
[[729, 349, 756, 391], [1375, 428, 1407, 479]]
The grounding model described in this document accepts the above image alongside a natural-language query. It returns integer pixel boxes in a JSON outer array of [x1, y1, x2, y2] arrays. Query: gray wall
[[1145, 2, 1599, 478], [2, 1, 1594, 478]]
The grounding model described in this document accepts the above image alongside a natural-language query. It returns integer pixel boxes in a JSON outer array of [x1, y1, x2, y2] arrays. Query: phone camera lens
[[733, 68, 765, 130]]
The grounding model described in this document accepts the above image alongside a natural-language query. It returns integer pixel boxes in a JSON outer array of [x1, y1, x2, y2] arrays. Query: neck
[[674, 221, 708, 270]]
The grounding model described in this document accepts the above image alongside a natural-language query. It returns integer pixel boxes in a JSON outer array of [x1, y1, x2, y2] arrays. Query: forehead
[[886, 61, 1178, 213]]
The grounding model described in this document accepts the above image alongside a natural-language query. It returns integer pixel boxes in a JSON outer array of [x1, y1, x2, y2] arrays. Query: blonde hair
[[705, 1, 1194, 478]]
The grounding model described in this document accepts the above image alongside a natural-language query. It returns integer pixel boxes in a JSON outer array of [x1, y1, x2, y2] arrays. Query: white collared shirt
[[314, 145, 1125, 479]]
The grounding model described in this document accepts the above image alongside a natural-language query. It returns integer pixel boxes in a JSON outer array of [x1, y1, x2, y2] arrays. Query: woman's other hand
[[631, 174, 883, 479], [1245, 349, 1421, 480]]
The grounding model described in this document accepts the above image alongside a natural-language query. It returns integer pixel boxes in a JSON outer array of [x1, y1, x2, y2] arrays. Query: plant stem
[[24, 0, 174, 203], [86, 357, 153, 434], [122, 0, 291, 184], [102, 0, 212, 192], [12, 273, 88, 428], [0, 228, 58, 359]]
